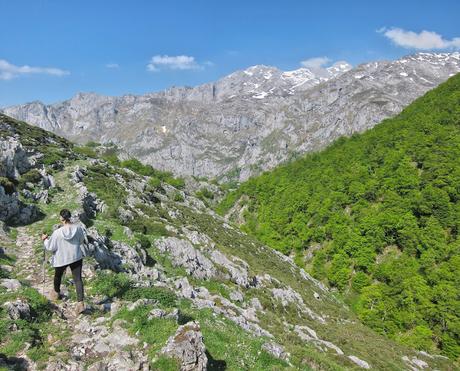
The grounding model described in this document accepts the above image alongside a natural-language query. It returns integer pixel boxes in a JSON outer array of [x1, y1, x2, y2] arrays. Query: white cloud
[[379, 27, 460, 50], [299, 56, 351, 78], [0, 59, 69, 80], [300, 56, 331, 69], [147, 55, 206, 71], [106, 63, 120, 69]]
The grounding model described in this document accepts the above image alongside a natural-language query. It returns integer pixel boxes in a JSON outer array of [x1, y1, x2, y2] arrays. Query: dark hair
[[60, 209, 72, 222]]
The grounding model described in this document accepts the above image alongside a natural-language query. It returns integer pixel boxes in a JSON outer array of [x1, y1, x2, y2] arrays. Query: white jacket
[[44, 224, 85, 267]]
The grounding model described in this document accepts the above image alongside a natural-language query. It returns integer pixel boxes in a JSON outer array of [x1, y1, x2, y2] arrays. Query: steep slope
[[218, 73, 460, 360], [3, 53, 460, 182], [0, 113, 456, 370]]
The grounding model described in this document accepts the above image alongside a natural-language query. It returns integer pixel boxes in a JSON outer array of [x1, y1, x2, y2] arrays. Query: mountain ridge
[[2, 52, 460, 182]]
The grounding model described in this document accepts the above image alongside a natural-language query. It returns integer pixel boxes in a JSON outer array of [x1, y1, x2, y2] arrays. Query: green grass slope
[[218, 73, 460, 360]]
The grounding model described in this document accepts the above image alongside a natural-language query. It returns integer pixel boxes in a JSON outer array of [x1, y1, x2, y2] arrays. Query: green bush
[[125, 216, 169, 237], [137, 235, 152, 249], [89, 271, 176, 306], [0, 177, 15, 194], [102, 152, 120, 166], [85, 141, 100, 148], [74, 145, 97, 158], [173, 192, 184, 202], [196, 187, 214, 200], [18, 169, 42, 188], [120, 158, 185, 189], [85, 166, 127, 217], [123, 286, 177, 307], [120, 158, 157, 176], [148, 176, 162, 190], [89, 271, 133, 298], [165, 176, 185, 189]]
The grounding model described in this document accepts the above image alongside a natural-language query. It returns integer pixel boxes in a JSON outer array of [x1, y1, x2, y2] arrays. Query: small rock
[[0, 221, 8, 237], [110, 301, 122, 317], [126, 298, 158, 311], [0, 264, 13, 272], [161, 321, 208, 371], [123, 226, 134, 238], [229, 290, 244, 302], [249, 297, 263, 311], [148, 308, 180, 322], [4, 300, 31, 320], [348, 355, 370, 369], [402, 355, 429, 370], [148, 308, 167, 319], [0, 278, 21, 292], [262, 342, 289, 361], [175, 277, 196, 299]]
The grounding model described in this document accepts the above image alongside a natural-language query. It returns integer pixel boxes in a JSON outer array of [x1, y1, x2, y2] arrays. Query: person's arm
[[43, 231, 58, 252]]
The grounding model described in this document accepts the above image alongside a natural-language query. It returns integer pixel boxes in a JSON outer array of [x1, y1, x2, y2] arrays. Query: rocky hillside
[[0, 112, 456, 370], [3, 53, 460, 182]]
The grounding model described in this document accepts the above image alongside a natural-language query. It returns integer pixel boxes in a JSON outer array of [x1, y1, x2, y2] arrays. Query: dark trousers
[[54, 259, 84, 302]]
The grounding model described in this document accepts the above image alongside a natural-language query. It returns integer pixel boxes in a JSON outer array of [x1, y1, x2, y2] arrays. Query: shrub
[[137, 235, 152, 249], [165, 176, 185, 189], [89, 271, 133, 298], [125, 217, 169, 237], [120, 158, 155, 176], [123, 286, 177, 307], [85, 166, 127, 216], [196, 187, 214, 200], [18, 169, 42, 187], [148, 177, 162, 190], [102, 152, 120, 166], [74, 145, 97, 158], [85, 141, 100, 148], [173, 192, 184, 202], [0, 177, 15, 194]]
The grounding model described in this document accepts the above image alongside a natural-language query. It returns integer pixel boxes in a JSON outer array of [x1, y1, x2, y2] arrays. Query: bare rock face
[[155, 237, 217, 279], [0, 137, 41, 224], [161, 321, 208, 371], [209, 250, 253, 287], [0, 137, 32, 179], [3, 53, 460, 181], [0, 186, 40, 225]]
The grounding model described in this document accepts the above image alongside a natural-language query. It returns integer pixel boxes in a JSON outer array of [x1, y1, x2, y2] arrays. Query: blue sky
[[0, 0, 459, 107]]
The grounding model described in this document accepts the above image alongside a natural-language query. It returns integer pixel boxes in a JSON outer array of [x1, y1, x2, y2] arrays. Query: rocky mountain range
[[3, 52, 460, 181]]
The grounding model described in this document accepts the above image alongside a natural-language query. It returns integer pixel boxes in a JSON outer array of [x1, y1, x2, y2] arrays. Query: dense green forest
[[218, 73, 460, 359]]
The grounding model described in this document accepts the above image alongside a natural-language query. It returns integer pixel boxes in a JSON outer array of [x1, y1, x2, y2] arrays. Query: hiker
[[41, 209, 86, 315]]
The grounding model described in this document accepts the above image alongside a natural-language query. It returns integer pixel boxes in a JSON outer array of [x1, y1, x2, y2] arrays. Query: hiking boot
[[75, 301, 85, 316], [49, 290, 60, 302]]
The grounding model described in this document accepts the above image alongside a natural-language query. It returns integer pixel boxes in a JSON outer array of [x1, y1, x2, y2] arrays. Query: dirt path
[[14, 226, 79, 321], [12, 224, 148, 370]]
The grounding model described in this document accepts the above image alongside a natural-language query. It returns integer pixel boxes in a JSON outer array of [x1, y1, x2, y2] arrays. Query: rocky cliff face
[[3, 53, 460, 181]]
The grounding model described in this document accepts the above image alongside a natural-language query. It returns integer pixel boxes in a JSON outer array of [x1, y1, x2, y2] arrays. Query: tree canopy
[[218, 73, 460, 359]]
